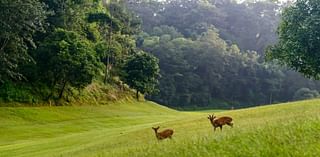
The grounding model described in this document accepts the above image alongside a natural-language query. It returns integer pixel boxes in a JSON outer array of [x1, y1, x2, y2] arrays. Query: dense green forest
[[126, 0, 320, 108], [1, 0, 320, 108], [0, 0, 159, 105]]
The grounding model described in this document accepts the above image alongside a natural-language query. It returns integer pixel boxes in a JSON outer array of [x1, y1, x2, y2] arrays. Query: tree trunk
[[0, 37, 9, 52], [103, 62, 109, 84], [104, 4, 113, 84], [136, 90, 139, 101], [59, 80, 67, 99]]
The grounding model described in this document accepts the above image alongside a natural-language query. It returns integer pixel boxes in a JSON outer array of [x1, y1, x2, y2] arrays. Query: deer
[[208, 114, 233, 131], [152, 126, 174, 140]]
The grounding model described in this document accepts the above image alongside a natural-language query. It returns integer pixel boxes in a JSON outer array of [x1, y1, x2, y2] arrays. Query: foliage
[[39, 0, 91, 31], [86, 2, 140, 84], [126, 0, 320, 108], [32, 28, 101, 99], [293, 88, 319, 101], [138, 27, 320, 108], [0, 82, 40, 103], [267, 0, 320, 79], [0, 0, 145, 103], [2, 0, 320, 108], [0, 0, 47, 82], [127, 0, 280, 53], [122, 52, 160, 100]]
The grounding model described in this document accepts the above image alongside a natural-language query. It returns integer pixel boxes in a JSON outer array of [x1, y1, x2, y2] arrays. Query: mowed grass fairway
[[0, 99, 320, 157]]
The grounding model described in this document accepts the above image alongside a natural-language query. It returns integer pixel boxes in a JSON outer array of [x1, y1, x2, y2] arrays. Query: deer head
[[207, 114, 216, 122], [152, 126, 160, 133]]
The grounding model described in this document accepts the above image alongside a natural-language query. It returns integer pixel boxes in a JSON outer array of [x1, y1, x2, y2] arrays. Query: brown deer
[[152, 126, 174, 140], [208, 114, 233, 131]]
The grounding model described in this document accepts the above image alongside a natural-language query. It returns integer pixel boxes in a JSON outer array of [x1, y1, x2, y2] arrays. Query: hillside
[[0, 99, 319, 157]]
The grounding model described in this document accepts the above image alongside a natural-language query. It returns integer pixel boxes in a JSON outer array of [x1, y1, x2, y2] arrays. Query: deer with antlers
[[208, 114, 233, 131], [152, 126, 174, 140]]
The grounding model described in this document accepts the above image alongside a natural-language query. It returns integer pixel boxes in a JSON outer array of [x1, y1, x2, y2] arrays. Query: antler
[[207, 114, 216, 120], [152, 126, 160, 130]]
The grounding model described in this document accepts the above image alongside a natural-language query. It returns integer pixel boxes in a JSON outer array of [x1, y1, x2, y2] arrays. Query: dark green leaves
[[87, 13, 121, 31], [122, 52, 160, 99], [34, 28, 101, 99], [267, 0, 320, 79], [0, 0, 47, 82]]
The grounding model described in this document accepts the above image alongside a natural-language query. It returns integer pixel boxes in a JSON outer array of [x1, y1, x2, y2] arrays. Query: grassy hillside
[[0, 99, 320, 157]]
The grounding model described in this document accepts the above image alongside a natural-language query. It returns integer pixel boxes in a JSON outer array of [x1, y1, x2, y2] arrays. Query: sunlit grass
[[0, 99, 319, 157]]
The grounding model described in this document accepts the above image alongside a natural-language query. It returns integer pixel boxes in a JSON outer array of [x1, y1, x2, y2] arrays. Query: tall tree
[[122, 52, 160, 100], [267, 0, 320, 79], [0, 0, 47, 82], [34, 28, 101, 99], [88, 1, 141, 83]]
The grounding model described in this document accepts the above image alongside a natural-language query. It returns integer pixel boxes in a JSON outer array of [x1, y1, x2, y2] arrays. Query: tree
[[293, 88, 319, 101], [266, 0, 320, 79], [34, 28, 101, 99], [127, 0, 320, 108], [122, 52, 160, 100], [0, 0, 47, 82], [87, 2, 140, 83]]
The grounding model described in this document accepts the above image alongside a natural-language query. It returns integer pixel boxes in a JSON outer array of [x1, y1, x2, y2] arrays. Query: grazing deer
[[152, 126, 174, 140], [208, 114, 233, 131]]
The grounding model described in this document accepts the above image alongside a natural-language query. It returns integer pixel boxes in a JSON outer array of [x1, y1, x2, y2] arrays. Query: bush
[[0, 82, 39, 103], [293, 88, 319, 101]]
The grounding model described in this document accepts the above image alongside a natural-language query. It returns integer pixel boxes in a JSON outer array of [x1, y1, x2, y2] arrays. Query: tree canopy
[[122, 52, 160, 100], [127, 0, 320, 108], [33, 28, 101, 99], [0, 0, 152, 103], [1, 0, 320, 108], [0, 0, 47, 82], [267, 0, 320, 79]]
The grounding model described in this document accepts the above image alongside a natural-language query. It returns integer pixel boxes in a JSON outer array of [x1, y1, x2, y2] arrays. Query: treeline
[[2, 0, 320, 108], [127, 0, 320, 108], [0, 0, 159, 104]]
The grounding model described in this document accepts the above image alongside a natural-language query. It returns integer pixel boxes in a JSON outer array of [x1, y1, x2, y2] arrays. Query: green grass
[[0, 99, 320, 157]]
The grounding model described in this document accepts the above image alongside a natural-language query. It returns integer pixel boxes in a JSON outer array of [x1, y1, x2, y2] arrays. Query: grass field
[[0, 99, 320, 157]]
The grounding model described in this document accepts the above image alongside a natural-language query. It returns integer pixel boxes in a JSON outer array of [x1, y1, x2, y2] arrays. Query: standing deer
[[208, 114, 233, 131], [152, 126, 174, 140]]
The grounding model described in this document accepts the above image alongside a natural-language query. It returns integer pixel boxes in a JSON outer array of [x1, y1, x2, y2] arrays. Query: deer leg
[[214, 127, 216, 132], [220, 126, 222, 131]]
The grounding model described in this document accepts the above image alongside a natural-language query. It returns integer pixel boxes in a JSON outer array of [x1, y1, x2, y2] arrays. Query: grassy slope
[[0, 99, 320, 157]]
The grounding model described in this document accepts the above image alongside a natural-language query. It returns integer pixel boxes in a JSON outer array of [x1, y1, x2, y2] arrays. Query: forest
[[1, 0, 320, 109], [127, 0, 320, 109], [0, 0, 160, 105]]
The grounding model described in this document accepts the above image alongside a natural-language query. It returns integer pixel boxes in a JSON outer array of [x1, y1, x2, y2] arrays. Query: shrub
[[293, 88, 319, 101]]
